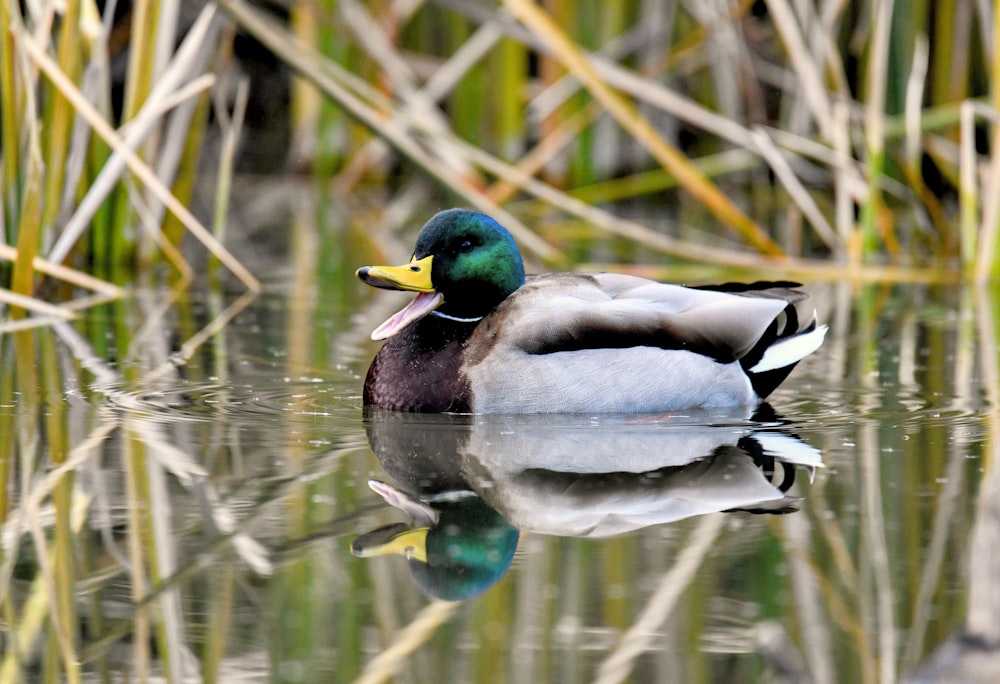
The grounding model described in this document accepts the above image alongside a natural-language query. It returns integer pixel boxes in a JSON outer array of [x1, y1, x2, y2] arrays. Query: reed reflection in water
[[0, 232, 998, 682]]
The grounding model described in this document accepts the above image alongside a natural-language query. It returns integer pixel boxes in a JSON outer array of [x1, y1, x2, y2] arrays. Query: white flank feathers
[[749, 316, 828, 373]]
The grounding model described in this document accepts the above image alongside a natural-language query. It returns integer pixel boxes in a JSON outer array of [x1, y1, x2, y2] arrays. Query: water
[[1, 221, 999, 682]]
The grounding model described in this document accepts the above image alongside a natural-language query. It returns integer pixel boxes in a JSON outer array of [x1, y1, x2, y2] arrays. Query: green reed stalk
[[122, 435, 152, 677], [86, 126, 113, 279], [156, 20, 230, 255], [0, 0, 19, 235], [12, 142, 44, 308], [161, 89, 211, 251], [318, 0, 358, 176], [929, 0, 957, 106], [41, 333, 80, 684], [108, 0, 162, 276], [859, 0, 895, 257], [570, 150, 761, 204], [448, 13, 485, 151], [209, 78, 249, 282], [0, 343, 12, 637], [493, 36, 527, 162], [959, 101, 979, 272], [122, 0, 159, 130], [288, 0, 318, 159], [39, 0, 82, 238], [567, 4, 595, 187]]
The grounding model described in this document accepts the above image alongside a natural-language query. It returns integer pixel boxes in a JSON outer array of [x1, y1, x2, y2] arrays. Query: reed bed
[[1, 1, 259, 332], [2, 0, 999, 317], [213, 0, 1000, 279]]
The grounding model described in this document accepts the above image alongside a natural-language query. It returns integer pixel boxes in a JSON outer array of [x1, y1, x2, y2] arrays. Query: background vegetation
[[2, 0, 1000, 326]]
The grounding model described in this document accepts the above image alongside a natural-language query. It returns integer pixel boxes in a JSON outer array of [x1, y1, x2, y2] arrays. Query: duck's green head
[[357, 210, 526, 340]]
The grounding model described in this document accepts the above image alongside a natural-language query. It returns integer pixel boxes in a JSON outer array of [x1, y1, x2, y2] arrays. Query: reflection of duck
[[459, 410, 820, 537], [352, 484, 518, 602], [357, 209, 826, 413], [353, 408, 821, 599]]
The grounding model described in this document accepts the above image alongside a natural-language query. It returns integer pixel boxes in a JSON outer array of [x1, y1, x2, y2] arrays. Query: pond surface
[[2, 203, 1000, 683]]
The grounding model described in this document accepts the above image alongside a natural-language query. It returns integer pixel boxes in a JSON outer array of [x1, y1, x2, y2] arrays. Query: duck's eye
[[459, 240, 474, 253]]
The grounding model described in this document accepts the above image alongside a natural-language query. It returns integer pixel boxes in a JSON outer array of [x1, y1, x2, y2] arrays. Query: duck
[[356, 208, 826, 413]]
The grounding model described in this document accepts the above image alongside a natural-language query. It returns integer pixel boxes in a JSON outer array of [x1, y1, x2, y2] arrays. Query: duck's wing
[[476, 273, 793, 364]]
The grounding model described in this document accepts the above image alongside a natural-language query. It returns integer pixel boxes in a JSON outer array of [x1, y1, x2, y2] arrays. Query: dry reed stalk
[[0, 244, 125, 298], [0, 288, 76, 319], [339, 0, 478, 180], [764, 0, 833, 139]]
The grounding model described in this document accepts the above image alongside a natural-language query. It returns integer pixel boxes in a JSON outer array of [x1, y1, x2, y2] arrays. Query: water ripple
[[100, 378, 362, 424]]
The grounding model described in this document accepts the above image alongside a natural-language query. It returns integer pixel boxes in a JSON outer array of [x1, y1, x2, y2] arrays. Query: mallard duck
[[357, 209, 826, 413]]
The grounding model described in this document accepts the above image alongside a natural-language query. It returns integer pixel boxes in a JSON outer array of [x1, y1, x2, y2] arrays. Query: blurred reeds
[[2, 0, 999, 320], [214, 0, 1000, 280], [1, 1, 259, 330]]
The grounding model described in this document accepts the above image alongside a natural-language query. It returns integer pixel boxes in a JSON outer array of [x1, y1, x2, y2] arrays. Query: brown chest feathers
[[363, 317, 474, 412]]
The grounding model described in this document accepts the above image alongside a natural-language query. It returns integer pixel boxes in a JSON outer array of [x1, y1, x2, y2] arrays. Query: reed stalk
[[0, 0, 19, 235], [493, 36, 527, 162], [981, 3, 1000, 281], [22, 32, 259, 291], [859, 0, 895, 257], [41, 333, 80, 683], [215, 0, 562, 265], [209, 76, 250, 281], [0, 343, 12, 662], [159, 79, 213, 250], [11, 141, 43, 310], [0, 245, 123, 297], [39, 0, 82, 238]]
